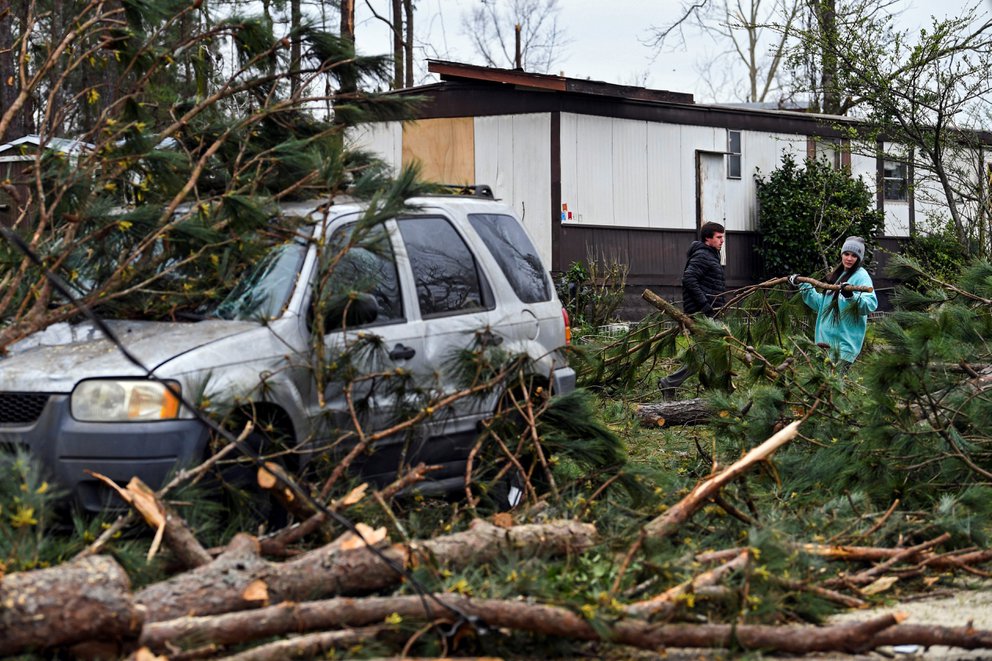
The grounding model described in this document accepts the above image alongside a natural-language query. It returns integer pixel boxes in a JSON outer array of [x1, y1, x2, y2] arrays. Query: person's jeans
[[657, 365, 692, 399]]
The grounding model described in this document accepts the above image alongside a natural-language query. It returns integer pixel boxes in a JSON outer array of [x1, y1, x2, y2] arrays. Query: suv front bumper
[[1, 394, 211, 512]]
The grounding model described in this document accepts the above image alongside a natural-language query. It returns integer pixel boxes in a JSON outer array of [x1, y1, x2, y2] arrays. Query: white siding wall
[[560, 114, 615, 225], [474, 113, 553, 263], [561, 113, 813, 232], [848, 151, 877, 198], [646, 122, 684, 228], [346, 122, 402, 171], [737, 131, 807, 231], [674, 125, 723, 229]]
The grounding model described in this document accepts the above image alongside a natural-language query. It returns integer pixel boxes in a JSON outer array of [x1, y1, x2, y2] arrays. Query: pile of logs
[[4, 419, 992, 659]]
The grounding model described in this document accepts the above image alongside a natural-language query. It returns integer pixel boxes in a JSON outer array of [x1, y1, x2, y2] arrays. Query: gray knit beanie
[[841, 236, 865, 261]]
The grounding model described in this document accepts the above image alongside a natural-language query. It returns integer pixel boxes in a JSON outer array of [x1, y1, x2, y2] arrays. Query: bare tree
[[818, 3, 992, 255], [644, 0, 800, 105], [461, 0, 569, 73]]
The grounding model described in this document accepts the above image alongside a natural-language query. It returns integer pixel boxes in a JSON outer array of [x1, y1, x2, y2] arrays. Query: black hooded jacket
[[681, 240, 725, 315]]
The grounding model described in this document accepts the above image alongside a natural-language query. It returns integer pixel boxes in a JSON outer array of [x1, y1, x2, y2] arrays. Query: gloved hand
[[840, 284, 854, 298], [787, 274, 800, 287]]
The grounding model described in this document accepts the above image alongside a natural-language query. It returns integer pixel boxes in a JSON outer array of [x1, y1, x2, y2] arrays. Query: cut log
[[139, 593, 992, 656], [0, 555, 139, 656], [636, 398, 713, 427], [136, 519, 596, 622]]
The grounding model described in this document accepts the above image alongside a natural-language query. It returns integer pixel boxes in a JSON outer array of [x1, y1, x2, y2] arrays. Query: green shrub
[[555, 258, 627, 328], [755, 153, 885, 278], [902, 219, 968, 281]]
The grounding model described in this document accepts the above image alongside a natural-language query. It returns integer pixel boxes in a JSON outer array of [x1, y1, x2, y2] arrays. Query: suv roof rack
[[435, 184, 495, 199]]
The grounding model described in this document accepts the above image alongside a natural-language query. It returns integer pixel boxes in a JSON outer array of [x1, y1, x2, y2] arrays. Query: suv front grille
[[0, 393, 51, 425]]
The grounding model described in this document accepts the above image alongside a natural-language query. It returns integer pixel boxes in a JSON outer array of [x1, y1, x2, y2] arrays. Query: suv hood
[[0, 319, 259, 392]]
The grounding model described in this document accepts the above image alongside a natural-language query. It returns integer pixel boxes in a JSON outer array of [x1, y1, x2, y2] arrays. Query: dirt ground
[[815, 580, 992, 660], [627, 580, 992, 661]]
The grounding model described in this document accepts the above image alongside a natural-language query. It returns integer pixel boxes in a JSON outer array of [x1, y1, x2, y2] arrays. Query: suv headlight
[[71, 379, 181, 422]]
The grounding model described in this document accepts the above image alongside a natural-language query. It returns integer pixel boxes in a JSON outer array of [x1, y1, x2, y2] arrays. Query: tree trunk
[[816, 0, 840, 114], [290, 0, 302, 97], [391, 0, 403, 88], [136, 519, 596, 622], [0, 555, 139, 655], [404, 0, 414, 88], [338, 0, 357, 97]]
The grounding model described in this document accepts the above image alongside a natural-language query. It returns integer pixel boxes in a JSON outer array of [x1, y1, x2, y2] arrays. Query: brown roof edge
[[427, 59, 694, 104]]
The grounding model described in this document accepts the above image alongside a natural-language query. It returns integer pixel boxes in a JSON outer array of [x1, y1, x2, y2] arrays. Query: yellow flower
[[117, 220, 132, 231], [87, 88, 100, 105], [384, 612, 402, 625], [449, 578, 472, 595], [36, 481, 48, 494], [9, 506, 38, 528]]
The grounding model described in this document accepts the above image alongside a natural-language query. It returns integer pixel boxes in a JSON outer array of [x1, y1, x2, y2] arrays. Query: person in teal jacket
[[789, 236, 878, 369]]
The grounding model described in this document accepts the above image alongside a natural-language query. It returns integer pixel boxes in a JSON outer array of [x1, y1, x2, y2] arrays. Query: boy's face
[[705, 232, 725, 250]]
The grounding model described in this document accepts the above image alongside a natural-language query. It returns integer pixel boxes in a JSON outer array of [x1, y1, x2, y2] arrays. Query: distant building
[[0, 135, 93, 226], [351, 60, 983, 316]]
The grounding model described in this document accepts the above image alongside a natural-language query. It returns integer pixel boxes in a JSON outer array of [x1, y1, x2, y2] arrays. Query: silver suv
[[0, 194, 575, 511]]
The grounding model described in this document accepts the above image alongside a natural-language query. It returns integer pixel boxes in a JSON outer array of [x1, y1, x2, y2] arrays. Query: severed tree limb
[[87, 474, 211, 569], [75, 425, 246, 561], [772, 576, 869, 609], [644, 420, 803, 540], [258, 463, 436, 556], [611, 419, 804, 595], [139, 594, 992, 655], [626, 549, 750, 619], [642, 289, 695, 328], [826, 533, 952, 587], [136, 519, 596, 623], [0, 556, 140, 656]]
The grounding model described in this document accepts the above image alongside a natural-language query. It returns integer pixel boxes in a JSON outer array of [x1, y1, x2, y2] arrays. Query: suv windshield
[[214, 241, 308, 320]]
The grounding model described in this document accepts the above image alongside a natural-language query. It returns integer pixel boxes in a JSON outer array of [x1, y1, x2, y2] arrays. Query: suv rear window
[[468, 213, 551, 303]]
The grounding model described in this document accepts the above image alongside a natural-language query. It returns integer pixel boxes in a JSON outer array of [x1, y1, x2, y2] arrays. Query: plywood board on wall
[[402, 117, 475, 184]]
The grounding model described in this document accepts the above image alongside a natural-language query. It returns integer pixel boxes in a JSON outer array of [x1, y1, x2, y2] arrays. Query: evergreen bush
[[755, 154, 885, 278]]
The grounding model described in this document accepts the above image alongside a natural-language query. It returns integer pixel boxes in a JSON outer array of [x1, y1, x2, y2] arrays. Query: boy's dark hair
[[700, 222, 725, 240]]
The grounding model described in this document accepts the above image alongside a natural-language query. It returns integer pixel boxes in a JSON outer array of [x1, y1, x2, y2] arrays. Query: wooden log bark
[[139, 593, 992, 656], [216, 626, 390, 661], [636, 398, 713, 427], [0, 555, 140, 656], [136, 518, 596, 622]]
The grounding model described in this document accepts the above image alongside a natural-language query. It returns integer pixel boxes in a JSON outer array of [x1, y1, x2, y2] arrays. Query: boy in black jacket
[[658, 221, 725, 398]]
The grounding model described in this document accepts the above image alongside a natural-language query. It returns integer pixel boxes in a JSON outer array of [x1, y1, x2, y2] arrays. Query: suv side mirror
[[322, 292, 380, 333]]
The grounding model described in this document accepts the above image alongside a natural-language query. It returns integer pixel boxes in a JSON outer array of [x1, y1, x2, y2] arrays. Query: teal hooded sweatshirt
[[798, 267, 878, 362]]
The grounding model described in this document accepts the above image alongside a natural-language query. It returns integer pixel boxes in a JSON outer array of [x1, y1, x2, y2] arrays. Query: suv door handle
[[389, 343, 416, 360]]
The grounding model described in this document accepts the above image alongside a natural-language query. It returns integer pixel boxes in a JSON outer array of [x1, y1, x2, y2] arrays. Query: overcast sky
[[354, 0, 991, 102]]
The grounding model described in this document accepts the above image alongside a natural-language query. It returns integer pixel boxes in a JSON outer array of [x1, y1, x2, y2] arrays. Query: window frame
[[727, 129, 742, 180], [882, 159, 910, 203]]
